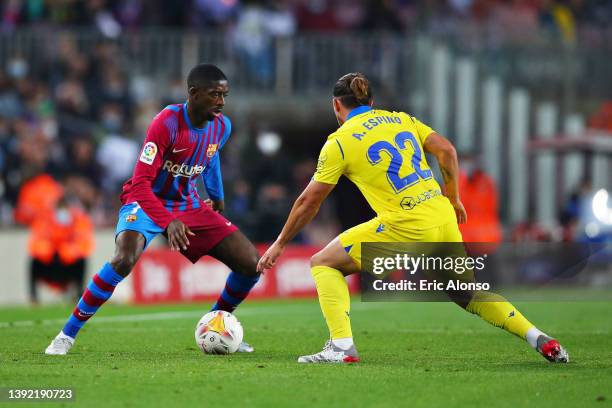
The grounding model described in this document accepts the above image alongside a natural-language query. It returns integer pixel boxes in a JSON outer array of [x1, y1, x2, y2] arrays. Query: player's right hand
[[449, 198, 467, 224], [257, 241, 285, 273], [166, 219, 195, 251]]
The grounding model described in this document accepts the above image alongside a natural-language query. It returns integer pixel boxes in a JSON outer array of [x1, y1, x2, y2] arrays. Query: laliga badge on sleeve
[[139, 142, 158, 165]]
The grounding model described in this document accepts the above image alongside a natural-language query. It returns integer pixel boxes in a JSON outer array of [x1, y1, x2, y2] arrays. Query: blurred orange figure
[[27, 196, 95, 303], [458, 158, 503, 244], [28, 200, 95, 266], [14, 173, 64, 226]]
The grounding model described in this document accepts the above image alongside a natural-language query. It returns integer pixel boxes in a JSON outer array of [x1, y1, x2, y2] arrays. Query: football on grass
[[194, 311, 243, 354]]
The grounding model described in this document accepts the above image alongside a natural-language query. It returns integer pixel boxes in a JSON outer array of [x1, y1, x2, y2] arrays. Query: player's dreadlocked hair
[[187, 64, 227, 89], [333, 72, 373, 109]]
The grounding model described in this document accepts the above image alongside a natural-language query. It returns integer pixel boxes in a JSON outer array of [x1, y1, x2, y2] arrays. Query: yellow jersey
[[313, 106, 456, 230]]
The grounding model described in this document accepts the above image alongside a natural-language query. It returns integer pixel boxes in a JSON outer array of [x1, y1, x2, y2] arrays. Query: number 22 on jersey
[[366, 131, 432, 193]]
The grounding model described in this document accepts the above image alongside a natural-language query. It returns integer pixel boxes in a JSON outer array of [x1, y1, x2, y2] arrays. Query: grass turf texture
[[1, 300, 611, 407]]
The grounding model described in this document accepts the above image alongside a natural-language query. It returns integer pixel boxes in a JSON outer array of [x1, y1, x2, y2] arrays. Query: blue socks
[[61, 265, 255, 339], [211, 271, 260, 313], [62, 263, 124, 338]]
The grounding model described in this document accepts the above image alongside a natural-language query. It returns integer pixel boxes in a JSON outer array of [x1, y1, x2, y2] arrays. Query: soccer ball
[[194, 311, 243, 355]]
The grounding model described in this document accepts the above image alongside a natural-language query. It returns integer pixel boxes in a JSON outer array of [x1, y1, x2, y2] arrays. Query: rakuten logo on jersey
[[163, 160, 205, 178]]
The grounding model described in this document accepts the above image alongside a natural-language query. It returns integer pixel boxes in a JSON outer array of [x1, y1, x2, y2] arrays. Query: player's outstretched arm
[[257, 180, 335, 272], [423, 132, 467, 224]]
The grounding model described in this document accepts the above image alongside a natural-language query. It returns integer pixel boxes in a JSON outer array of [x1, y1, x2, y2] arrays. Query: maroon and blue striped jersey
[[120, 103, 231, 229]]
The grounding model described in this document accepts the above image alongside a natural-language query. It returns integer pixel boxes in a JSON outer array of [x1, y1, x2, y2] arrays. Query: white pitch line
[[0, 304, 608, 335], [0, 302, 391, 329], [0, 311, 203, 329]]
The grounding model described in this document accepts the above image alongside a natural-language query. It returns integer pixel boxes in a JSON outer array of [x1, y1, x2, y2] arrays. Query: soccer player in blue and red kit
[[45, 64, 261, 355]]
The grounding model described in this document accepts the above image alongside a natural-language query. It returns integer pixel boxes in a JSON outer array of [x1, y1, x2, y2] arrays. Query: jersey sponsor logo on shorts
[[400, 189, 442, 210], [139, 142, 158, 165], [163, 159, 205, 178], [206, 144, 218, 158]]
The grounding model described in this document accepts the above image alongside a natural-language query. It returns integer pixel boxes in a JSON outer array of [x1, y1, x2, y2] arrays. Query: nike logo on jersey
[[172, 147, 189, 153], [225, 221, 232, 226]]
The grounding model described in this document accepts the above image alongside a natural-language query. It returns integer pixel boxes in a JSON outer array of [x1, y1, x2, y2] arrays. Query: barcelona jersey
[[121, 103, 231, 229]]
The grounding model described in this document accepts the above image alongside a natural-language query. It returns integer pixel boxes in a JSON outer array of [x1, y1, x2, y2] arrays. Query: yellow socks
[[311, 265, 352, 339], [466, 291, 535, 340], [310, 270, 542, 350]]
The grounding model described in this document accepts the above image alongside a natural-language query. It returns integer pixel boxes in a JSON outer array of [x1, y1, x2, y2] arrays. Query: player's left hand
[[167, 219, 195, 251], [257, 241, 285, 273], [450, 198, 467, 224]]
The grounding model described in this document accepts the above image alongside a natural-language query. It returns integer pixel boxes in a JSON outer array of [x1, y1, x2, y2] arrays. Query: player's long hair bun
[[333, 72, 373, 109], [350, 76, 369, 101]]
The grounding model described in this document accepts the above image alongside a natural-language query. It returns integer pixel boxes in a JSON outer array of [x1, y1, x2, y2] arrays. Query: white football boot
[[44, 332, 75, 355], [298, 340, 360, 363]]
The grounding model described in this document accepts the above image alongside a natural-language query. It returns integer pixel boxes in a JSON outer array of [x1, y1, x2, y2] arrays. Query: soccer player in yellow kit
[[257, 73, 569, 364]]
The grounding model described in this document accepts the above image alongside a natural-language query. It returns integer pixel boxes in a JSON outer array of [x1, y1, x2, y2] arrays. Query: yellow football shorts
[[338, 216, 464, 268]]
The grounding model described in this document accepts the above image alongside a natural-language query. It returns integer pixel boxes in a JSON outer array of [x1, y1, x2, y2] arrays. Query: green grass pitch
[[1, 299, 611, 407]]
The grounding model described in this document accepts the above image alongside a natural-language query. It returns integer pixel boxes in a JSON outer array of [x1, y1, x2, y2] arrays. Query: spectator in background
[[362, 0, 405, 32], [588, 101, 612, 131], [562, 178, 592, 224], [115, 0, 145, 28], [14, 172, 63, 226], [60, 136, 102, 213], [54, 75, 90, 119], [0, 65, 25, 119], [457, 153, 502, 243], [233, 0, 296, 86], [225, 179, 256, 236], [95, 104, 139, 198], [96, 65, 131, 119], [487, 0, 540, 43], [253, 183, 292, 242], [560, 178, 594, 241], [28, 195, 94, 303], [538, 0, 576, 42], [295, 0, 338, 31], [6, 125, 61, 217], [63, 136, 102, 189], [332, 0, 366, 31], [191, 0, 239, 28], [84, 0, 122, 38]]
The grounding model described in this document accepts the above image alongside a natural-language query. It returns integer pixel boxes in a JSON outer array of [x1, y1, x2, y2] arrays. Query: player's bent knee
[[310, 252, 326, 268], [110, 252, 139, 277], [238, 262, 260, 278], [232, 249, 260, 278]]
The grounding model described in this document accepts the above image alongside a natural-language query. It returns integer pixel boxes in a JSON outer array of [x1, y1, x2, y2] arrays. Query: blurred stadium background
[[0, 0, 611, 306]]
